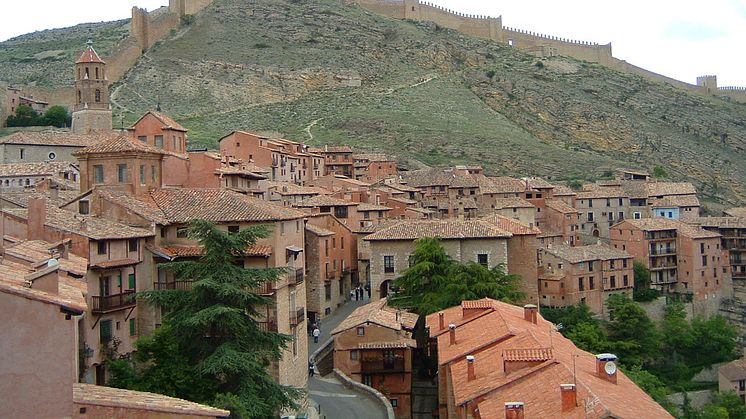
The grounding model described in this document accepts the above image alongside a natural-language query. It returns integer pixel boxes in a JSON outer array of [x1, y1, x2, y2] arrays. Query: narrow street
[[308, 294, 387, 419]]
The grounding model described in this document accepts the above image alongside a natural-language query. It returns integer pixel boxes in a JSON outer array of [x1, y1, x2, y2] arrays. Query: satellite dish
[[604, 361, 617, 375], [47, 258, 60, 268]]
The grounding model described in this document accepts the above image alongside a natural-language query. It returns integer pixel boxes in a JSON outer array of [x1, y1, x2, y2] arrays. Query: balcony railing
[[257, 319, 278, 332], [292, 268, 304, 284], [649, 247, 677, 256], [153, 281, 193, 291], [252, 281, 275, 295], [289, 307, 305, 326], [360, 358, 406, 373], [92, 291, 136, 313]]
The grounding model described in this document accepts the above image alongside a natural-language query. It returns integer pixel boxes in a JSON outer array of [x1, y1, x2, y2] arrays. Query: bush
[[485, 70, 496, 79], [633, 288, 660, 302]]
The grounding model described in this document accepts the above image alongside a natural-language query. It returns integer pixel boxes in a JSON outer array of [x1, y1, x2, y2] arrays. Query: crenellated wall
[[348, 0, 745, 104]]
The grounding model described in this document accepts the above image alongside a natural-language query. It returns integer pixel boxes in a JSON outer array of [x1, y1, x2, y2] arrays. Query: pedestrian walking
[[308, 361, 315, 377], [356, 287, 360, 301], [350, 289, 355, 301], [313, 326, 320, 343], [358, 286, 364, 300]]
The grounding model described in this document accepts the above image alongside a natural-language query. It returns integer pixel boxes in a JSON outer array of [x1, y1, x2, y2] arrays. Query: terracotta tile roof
[[385, 183, 420, 193], [437, 299, 673, 419], [0, 272, 86, 314], [719, 358, 746, 381], [1, 190, 81, 208], [725, 207, 746, 218], [322, 145, 353, 153], [545, 199, 578, 214], [493, 197, 534, 209], [619, 168, 650, 177], [357, 203, 392, 212], [647, 181, 697, 197], [295, 195, 359, 207], [95, 189, 170, 225], [0, 161, 77, 178], [486, 176, 526, 194], [543, 244, 631, 264], [402, 168, 454, 188], [388, 196, 417, 205], [132, 111, 187, 132], [577, 187, 626, 199], [481, 214, 540, 235], [331, 298, 418, 335], [149, 188, 305, 223], [149, 244, 272, 260], [650, 195, 700, 208], [73, 133, 166, 156], [552, 184, 577, 196], [215, 166, 267, 179], [266, 181, 328, 196], [526, 177, 555, 189], [305, 223, 335, 237], [449, 173, 479, 189], [354, 153, 392, 162], [4, 240, 87, 277], [622, 218, 721, 239], [76, 46, 104, 64], [73, 383, 229, 417], [0, 130, 116, 147], [620, 180, 650, 199], [3, 203, 153, 240], [461, 299, 496, 309], [364, 219, 512, 241], [503, 347, 553, 362]]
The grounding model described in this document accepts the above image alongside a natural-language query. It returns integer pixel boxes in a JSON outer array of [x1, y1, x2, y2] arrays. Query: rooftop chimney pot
[[448, 323, 456, 345], [504, 402, 525, 419], [466, 355, 476, 381], [595, 353, 619, 384], [560, 383, 577, 412], [438, 312, 445, 330], [523, 304, 538, 324]]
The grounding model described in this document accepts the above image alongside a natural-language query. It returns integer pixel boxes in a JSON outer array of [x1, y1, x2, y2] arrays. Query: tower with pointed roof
[[71, 35, 112, 134]]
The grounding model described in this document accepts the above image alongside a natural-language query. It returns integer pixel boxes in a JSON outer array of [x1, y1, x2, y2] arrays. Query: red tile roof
[[545, 199, 578, 214], [131, 111, 187, 132], [73, 383, 230, 417], [73, 134, 166, 156], [76, 46, 104, 64], [90, 259, 139, 269], [364, 219, 512, 241], [331, 298, 418, 335], [0, 130, 117, 147], [719, 358, 746, 381], [0, 273, 86, 314], [481, 214, 541, 235], [502, 347, 553, 362], [150, 244, 272, 259], [4, 240, 87, 277]]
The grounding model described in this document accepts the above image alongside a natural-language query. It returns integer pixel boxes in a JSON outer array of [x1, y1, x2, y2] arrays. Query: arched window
[[77, 90, 82, 103], [85, 67, 89, 79], [95, 67, 99, 79], [95, 89, 101, 103], [78, 68, 81, 80]]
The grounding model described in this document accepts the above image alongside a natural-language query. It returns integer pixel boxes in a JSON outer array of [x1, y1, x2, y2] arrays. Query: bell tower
[[71, 34, 112, 134]]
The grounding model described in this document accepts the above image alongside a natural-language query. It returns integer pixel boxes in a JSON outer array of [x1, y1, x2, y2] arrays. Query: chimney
[[56, 242, 69, 260], [560, 383, 577, 411], [438, 312, 445, 331], [28, 196, 47, 241], [595, 353, 619, 384], [523, 304, 538, 324], [466, 355, 476, 381], [448, 323, 456, 345], [504, 402, 524, 419]]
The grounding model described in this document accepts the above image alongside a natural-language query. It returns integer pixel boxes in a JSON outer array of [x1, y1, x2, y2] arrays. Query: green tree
[[685, 316, 738, 369], [656, 302, 694, 382], [633, 261, 659, 302], [110, 220, 301, 418], [390, 237, 524, 315], [565, 321, 609, 353], [652, 166, 668, 178], [623, 365, 675, 413], [6, 103, 40, 127], [42, 105, 71, 128], [606, 294, 660, 366]]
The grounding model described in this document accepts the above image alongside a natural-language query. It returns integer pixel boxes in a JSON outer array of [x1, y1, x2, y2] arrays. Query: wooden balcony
[[92, 291, 136, 314], [289, 307, 305, 326], [360, 358, 406, 373], [257, 319, 278, 332], [153, 281, 193, 291], [252, 281, 275, 295]]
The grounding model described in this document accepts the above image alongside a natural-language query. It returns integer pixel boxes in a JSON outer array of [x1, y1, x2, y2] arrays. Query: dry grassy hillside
[[2, 0, 745, 205]]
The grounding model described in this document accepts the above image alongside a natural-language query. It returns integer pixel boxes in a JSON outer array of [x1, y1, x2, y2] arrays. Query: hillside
[[2, 0, 746, 205]]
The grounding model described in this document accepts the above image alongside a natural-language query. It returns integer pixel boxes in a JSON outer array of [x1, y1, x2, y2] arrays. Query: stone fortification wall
[[502, 26, 612, 65], [407, 2, 502, 41]]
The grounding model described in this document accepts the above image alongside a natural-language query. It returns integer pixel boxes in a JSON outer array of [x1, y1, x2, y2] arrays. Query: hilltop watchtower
[[696, 75, 718, 94], [71, 36, 112, 134]]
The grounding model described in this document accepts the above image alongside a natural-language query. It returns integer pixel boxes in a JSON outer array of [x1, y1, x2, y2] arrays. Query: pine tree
[[110, 220, 301, 418]]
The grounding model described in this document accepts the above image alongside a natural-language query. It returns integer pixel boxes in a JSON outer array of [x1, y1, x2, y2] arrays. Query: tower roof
[[73, 134, 165, 156], [76, 46, 105, 64]]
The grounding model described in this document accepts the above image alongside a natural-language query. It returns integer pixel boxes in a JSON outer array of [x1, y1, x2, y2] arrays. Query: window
[[100, 320, 112, 343], [95, 89, 101, 102], [228, 225, 240, 234], [578, 277, 584, 291], [160, 227, 167, 238], [610, 275, 616, 288], [138, 136, 147, 142], [97, 241, 107, 255], [587, 212, 594, 222], [48, 152, 56, 160], [700, 243, 705, 253], [589, 277, 595, 290], [93, 165, 104, 183], [384, 256, 394, 273], [363, 211, 370, 220], [606, 199, 611, 207], [128, 273, 136, 290], [320, 206, 331, 213], [618, 198, 623, 206], [341, 237, 345, 249], [608, 212, 614, 221], [129, 318, 137, 336], [155, 135, 164, 148], [335, 206, 348, 219], [634, 212, 642, 219], [588, 261, 594, 272], [325, 240, 329, 256], [363, 374, 372, 386], [390, 399, 398, 408], [740, 380, 745, 392], [357, 326, 365, 336], [618, 211, 624, 220], [588, 199, 593, 208], [477, 253, 488, 267], [128, 239, 138, 252], [623, 275, 629, 286], [79, 200, 90, 215], [176, 227, 188, 238], [332, 238, 336, 248], [117, 164, 127, 183], [151, 165, 156, 182], [350, 350, 359, 361], [139, 165, 145, 185], [702, 255, 707, 266], [623, 259, 628, 268]]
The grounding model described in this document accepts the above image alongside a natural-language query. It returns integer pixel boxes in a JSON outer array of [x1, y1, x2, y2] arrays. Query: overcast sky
[[1, 0, 744, 86]]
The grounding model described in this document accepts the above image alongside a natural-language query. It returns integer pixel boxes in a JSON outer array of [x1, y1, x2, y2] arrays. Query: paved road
[[308, 294, 387, 419]]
